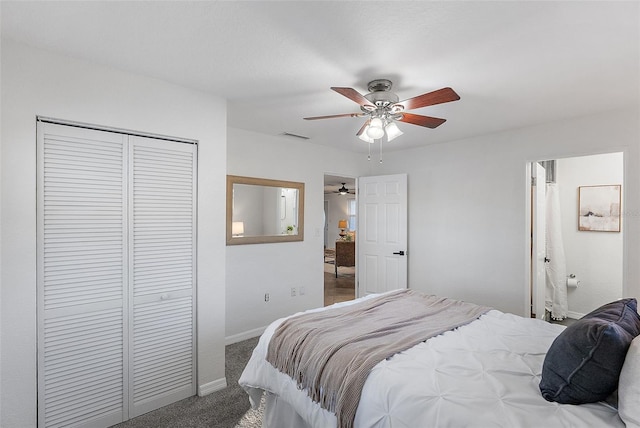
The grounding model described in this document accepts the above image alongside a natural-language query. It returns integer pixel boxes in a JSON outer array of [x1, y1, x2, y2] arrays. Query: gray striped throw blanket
[[266, 289, 491, 428]]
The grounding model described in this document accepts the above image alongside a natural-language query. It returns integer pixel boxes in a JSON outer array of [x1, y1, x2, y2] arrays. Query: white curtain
[[545, 183, 568, 320]]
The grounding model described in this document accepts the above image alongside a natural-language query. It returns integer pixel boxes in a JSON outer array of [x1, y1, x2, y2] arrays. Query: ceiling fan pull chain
[[379, 139, 383, 163], [367, 142, 371, 161]]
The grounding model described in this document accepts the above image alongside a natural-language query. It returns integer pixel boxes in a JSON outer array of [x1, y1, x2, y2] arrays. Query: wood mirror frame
[[226, 175, 305, 245]]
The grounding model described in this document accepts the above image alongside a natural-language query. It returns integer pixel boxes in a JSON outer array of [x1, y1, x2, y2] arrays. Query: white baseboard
[[198, 377, 227, 396], [226, 326, 267, 345], [567, 310, 585, 320]]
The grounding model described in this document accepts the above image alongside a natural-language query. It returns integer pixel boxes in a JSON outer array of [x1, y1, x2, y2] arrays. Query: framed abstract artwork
[[578, 184, 621, 232]]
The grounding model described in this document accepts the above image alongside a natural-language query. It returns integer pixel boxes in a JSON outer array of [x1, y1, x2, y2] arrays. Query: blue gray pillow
[[539, 298, 640, 404]]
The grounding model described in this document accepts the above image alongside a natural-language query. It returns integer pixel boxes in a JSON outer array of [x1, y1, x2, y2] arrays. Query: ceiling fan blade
[[304, 113, 364, 120], [331, 87, 375, 107], [398, 112, 447, 128], [356, 119, 371, 136], [395, 87, 460, 110]]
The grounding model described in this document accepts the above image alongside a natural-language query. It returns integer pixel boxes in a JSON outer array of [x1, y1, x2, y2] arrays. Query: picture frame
[[578, 184, 621, 232]]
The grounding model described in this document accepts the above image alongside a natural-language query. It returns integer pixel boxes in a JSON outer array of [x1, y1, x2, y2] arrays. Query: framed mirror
[[226, 175, 305, 245]]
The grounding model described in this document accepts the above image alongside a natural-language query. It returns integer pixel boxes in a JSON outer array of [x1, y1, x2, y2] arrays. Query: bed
[[239, 290, 640, 428]]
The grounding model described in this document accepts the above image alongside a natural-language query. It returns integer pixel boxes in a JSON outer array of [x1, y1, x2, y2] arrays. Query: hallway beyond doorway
[[324, 262, 355, 306]]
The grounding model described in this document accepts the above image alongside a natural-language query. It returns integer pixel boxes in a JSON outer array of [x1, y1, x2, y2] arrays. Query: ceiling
[[2, 1, 638, 154]]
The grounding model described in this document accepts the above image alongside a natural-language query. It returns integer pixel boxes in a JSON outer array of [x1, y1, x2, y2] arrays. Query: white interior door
[[128, 136, 197, 417], [37, 122, 197, 427], [37, 122, 128, 428], [531, 163, 546, 319], [357, 174, 408, 297]]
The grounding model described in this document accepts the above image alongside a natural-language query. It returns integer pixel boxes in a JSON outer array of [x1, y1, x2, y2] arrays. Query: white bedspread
[[239, 295, 623, 428]]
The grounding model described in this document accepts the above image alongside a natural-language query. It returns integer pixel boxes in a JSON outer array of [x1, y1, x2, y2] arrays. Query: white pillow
[[619, 335, 640, 427]]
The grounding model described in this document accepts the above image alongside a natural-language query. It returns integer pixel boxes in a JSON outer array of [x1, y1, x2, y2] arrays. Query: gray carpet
[[113, 336, 263, 428]]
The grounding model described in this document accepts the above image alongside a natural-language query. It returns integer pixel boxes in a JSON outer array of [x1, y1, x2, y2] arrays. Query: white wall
[[0, 8, 4, 425], [0, 14, 4, 425], [325, 192, 353, 248], [377, 108, 640, 316], [556, 152, 624, 316], [1, 40, 228, 426], [225, 128, 371, 342]]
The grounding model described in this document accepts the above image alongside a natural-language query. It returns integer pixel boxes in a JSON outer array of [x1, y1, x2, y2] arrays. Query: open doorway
[[529, 152, 623, 322], [324, 174, 356, 305]]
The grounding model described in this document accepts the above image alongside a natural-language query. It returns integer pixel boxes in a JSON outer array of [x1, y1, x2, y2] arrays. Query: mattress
[[239, 293, 623, 428]]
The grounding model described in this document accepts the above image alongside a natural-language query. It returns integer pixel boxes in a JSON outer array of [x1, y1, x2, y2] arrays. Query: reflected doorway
[[324, 174, 356, 305], [528, 152, 623, 321]]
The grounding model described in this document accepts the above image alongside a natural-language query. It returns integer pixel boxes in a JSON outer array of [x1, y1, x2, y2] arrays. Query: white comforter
[[239, 295, 623, 428]]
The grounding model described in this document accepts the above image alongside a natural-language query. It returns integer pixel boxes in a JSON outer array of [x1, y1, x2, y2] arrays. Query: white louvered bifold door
[[128, 136, 197, 417], [37, 123, 128, 428], [38, 123, 197, 427]]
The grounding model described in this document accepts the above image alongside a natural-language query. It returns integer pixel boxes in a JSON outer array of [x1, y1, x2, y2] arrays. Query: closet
[[36, 121, 197, 428]]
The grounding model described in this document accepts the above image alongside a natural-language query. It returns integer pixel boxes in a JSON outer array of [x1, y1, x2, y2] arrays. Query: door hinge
[[531, 176, 537, 186]]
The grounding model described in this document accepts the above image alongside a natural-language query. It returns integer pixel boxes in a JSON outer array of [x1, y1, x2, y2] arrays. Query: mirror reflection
[[226, 175, 305, 245], [233, 184, 299, 236]]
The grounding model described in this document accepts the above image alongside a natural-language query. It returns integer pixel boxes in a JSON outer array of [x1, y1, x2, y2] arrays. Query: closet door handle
[[393, 251, 405, 256]]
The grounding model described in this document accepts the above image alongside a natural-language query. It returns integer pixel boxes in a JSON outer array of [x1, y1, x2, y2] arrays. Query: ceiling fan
[[334, 183, 354, 195], [304, 79, 460, 143]]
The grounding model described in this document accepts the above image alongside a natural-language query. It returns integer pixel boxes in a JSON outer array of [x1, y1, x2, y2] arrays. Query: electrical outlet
[[264, 293, 269, 302], [299, 286, 306, 295], [290, 287, 297, 297]]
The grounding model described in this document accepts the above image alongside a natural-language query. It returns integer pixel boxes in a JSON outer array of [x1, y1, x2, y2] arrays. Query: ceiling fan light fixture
[[366, 118, 385, 139], [306, 80, 460, 160], [385, 121, 403, 141], [358, 127, 376, 143]]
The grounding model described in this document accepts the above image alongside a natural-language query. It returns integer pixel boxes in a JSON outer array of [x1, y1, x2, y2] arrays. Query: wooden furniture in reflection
[[335, 240, 355, 278]]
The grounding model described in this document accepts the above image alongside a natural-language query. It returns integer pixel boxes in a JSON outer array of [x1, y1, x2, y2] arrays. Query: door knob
[[393, 251, 405, 256]]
